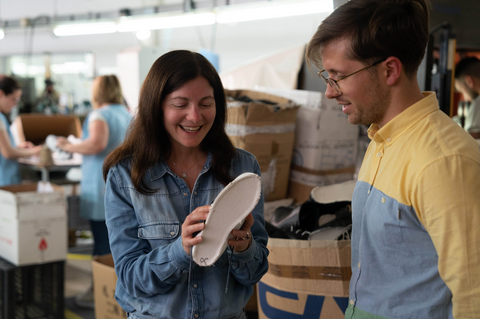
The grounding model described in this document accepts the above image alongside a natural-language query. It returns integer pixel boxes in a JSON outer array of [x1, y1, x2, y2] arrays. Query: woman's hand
[[181, 205, 210, 255], [228, 213, 254, 253], [56, 137, 69, 151], [31, 145, 43, 156]]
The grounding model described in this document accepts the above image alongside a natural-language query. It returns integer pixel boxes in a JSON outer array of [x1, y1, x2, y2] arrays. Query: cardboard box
[[0, 184, 67, 266], [257, 281, 349, 319], [263, 238, 351, 296], [225, 90, 300, 201], [257, 181, 355, 318], [92, 254, 127, 319], [11, 113, 82, 145], [254, 87, 359, 203]]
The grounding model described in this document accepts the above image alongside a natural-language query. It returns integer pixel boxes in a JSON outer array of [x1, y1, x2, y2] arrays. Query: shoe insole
[[192, 172, 262, 267]]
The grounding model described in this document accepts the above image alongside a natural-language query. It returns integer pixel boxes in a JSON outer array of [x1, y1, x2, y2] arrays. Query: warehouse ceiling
[[0, 0, 477, 59]]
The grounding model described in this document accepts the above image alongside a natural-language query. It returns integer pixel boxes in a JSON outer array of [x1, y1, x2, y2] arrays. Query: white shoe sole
[[192, 172, 262, 267]]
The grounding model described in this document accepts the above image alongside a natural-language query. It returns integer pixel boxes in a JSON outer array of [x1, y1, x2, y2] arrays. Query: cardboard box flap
[[0, 184, 65, 220], [226, 89, 292, 106], [12, 114, 82, 145], [0, 183, 63, 193], [226, 89, 300, 127], [94, 253, 115, 268]]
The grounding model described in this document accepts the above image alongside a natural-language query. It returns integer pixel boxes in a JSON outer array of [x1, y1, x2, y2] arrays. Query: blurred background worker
[[454, 57, 480, 139], [56, 74, 132, 308], [36, 78, 60, 114], [0, 76, 42, 187]]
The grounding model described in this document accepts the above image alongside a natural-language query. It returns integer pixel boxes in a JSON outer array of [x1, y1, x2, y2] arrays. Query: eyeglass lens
[[326, 78, 341, 94]]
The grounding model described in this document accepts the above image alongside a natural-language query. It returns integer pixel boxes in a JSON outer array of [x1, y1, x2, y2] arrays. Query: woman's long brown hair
[[103, 50, 236, 194]]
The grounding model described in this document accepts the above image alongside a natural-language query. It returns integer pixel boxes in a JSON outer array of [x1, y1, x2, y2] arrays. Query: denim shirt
[[81, 104, 131, 220], [0, 113, 20, 187], [104, 148, 269, 319]]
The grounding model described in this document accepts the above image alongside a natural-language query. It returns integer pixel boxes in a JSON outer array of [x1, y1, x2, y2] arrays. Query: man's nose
[[325, 83, 340, 99]]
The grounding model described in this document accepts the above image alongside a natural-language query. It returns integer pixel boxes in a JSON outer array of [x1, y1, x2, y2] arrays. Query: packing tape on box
[[225, 123, 296, 136], [268, 262, 352, 281]]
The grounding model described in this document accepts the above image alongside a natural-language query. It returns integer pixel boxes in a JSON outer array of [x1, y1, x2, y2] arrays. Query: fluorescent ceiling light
[[136, 29, 151, 40], [117, 12, 215, 32], [0, 29, 4, 40], [54, 21, 117, 36], [216, 0, 333, 24]]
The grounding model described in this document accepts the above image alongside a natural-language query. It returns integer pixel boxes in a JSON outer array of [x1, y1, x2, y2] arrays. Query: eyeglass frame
[[317, 58, 387, 95]]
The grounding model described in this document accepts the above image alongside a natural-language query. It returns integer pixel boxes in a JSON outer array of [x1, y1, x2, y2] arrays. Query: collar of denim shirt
[[148, 151, 213, 181]]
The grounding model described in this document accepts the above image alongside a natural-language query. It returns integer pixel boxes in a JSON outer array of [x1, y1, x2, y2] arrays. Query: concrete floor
[[65, 244, 95, 319]]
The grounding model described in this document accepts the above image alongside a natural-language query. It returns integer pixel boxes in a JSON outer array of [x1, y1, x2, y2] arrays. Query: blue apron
[[80, 104, 132, 221], [0, 113, 21, 187]]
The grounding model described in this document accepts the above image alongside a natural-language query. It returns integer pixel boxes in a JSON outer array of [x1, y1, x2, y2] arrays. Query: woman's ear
[[382, 57, 402, 86]]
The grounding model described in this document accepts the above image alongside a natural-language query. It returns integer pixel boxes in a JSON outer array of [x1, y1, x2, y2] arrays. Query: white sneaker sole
[[192, 172, 262, 267]]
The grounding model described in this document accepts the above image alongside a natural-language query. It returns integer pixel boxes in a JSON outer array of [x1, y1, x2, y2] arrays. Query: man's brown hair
[[306, 0, 430, 78]]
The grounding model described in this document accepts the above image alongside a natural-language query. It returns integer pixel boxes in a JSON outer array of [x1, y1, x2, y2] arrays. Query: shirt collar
[[367, 92, 438, 145], [149, 152, 212, 181], [473, 95, 480, 106]]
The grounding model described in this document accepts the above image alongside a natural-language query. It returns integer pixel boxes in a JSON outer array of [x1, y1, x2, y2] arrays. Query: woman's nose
[[186, 104, 201, 122]]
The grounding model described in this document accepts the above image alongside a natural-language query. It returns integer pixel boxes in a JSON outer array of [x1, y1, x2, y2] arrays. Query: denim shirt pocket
[[138, 221, 180, 240]]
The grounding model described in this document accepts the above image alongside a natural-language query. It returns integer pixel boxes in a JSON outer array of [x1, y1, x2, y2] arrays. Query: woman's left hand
[[228, 213, 254, 253]]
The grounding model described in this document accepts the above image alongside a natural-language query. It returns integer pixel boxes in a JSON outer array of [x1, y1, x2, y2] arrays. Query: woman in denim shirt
[[103, 50, 269, 319]]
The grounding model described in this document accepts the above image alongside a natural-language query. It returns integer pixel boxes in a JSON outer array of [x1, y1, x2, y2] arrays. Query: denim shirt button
[[193, 284, 198, 288], [170, 231, 175, 236], [183, 192, 188, 196], [194, 314, 199, 318], [194, 191, 197, 195]]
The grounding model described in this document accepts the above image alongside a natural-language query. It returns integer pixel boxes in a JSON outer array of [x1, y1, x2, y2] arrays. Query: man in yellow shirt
[[306, 0, 480, 318]]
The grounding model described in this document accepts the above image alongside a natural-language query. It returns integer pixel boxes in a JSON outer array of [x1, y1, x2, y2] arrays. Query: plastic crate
[[67, 195, 90, 231], [0, 257, 65, 319]]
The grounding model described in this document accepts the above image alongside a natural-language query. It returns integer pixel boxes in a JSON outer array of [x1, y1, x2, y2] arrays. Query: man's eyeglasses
[[317, 58, 386, 95]]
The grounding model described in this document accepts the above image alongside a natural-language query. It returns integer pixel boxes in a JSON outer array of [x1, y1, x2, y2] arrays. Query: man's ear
[[382, 57, 402, 86], [464, 75, 474, 89]]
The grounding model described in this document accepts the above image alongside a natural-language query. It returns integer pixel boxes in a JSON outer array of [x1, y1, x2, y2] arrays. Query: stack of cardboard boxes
[[224, 88, 358, 318], [225, 89, 300, 202], [0, 114, 84, 317]]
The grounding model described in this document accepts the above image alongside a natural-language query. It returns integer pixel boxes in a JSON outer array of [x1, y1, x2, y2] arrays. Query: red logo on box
[[39, 238, 48, 251]]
